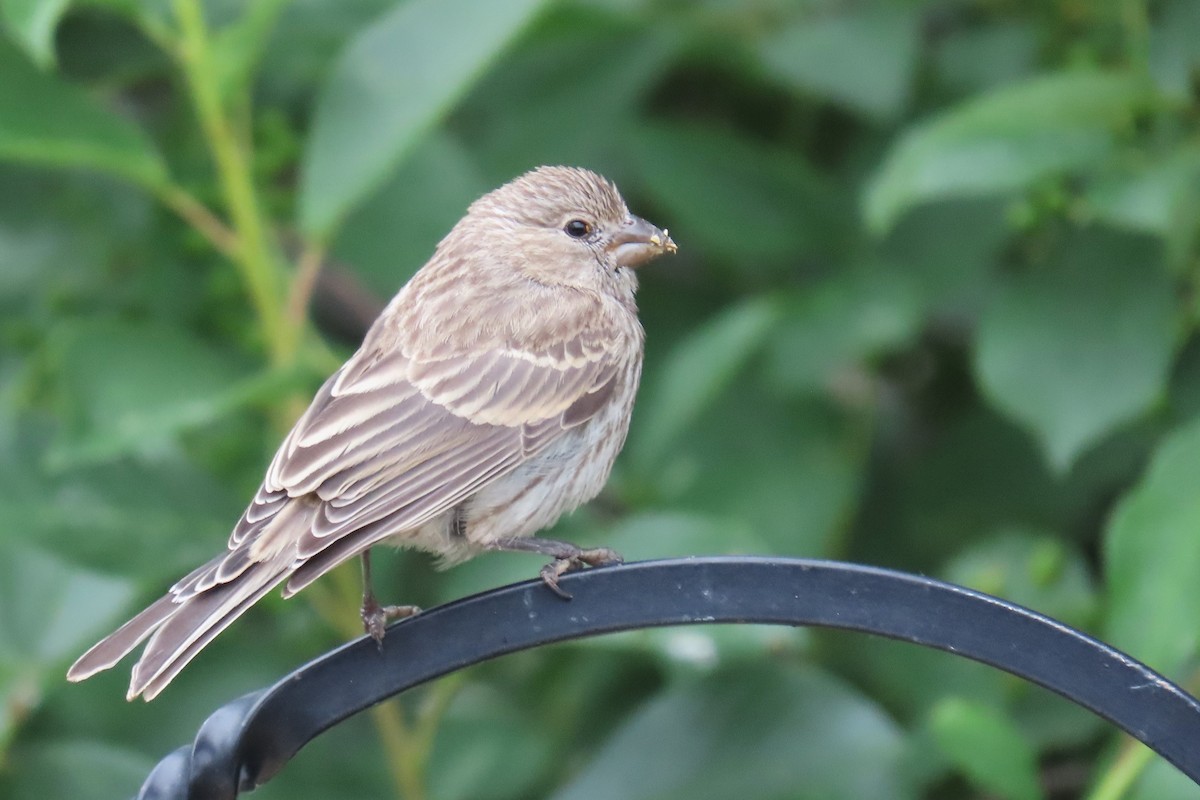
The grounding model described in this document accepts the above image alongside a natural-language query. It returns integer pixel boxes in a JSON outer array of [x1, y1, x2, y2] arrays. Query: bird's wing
[[79, 322, 633, 700], [295, 338, 622, 534], [179, 321, 631, 600]]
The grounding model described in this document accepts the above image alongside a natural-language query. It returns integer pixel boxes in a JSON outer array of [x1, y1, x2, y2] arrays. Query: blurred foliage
[[1, 0, 1199, 797]]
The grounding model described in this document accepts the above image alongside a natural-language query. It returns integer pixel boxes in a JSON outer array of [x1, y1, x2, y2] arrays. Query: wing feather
[[76, 314, 637, 699], [284, 443, 525, 595], [280, 391, 428, 493], [69, 188, 654, 700], [261, 320, 634, 566], [301, 433, 519, 553]]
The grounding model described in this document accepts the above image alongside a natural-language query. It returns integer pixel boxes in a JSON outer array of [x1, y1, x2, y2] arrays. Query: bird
[[67, 166, 676, 701]]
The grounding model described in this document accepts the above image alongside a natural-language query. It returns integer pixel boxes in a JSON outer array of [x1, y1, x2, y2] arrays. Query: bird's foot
[[537, 546, 624, 600], [490, 537, 623, 600], [360, 598, 421, 646], [359, 548, 420, 647]]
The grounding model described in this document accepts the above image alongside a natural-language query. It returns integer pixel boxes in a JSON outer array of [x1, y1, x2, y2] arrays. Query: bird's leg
[[489, 537, 623, 600], [359, 549, 420, 644]]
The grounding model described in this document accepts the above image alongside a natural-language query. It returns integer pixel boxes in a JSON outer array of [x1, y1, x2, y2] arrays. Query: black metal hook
[[132, 557, 1200, 799]]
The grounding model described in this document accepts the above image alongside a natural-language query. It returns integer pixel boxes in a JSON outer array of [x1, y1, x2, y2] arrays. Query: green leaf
[[299, 0, 551, 239], [821, 630, 1008, 730], [1008, 683, 1106, 753], [933, 22, 1038, 94], [0, 418, 240, 578], [1087, 147, 1200, 237], [974, 228, 1176, 472], [0, 739, 153, 800], [43, 318, 294, 467], [764, 264, 922, 395], [879, 197, 1013, 307], [332, 133, 488, 299], [0, 542, 134, 745], [758, 5, 920, 120], [0, 660, 33, 755], [1127, 753, 1200, 800], [552, 664, 910, 800], [929, 698, 1045, 800], [1149, 0, 1200, 101], [0, 38, 166, 186], [941, 530, 1098, 630], [865, 71, 1150, 234], [630, 122, 848, 266], [1086, 147, 1200, 272], [632, 296, 782, 467], [873, 405, 1066, 571], [0, 542, 134, 666], [455, 13, 673, 180], [428, 684, 555, 800], [638, 388, 865, 557], [80, 0, 170, 33], [1, 0, 70, 67], [0, 168, 138, 303], [210, 0, 292, 101], [1105, 416, 1200, 675]]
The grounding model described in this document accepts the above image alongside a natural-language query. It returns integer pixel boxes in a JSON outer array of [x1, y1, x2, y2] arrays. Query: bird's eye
[[564, 219, 592, 239]]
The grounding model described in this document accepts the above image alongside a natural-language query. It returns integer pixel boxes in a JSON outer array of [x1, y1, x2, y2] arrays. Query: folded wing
[[68, 318, 631, 699]]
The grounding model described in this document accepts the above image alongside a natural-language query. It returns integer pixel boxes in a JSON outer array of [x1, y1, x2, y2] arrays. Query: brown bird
[[67, 166, 676, 700]]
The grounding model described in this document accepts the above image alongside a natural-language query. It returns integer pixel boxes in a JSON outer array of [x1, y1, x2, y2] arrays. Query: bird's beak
[[608, 215, 678, 268]]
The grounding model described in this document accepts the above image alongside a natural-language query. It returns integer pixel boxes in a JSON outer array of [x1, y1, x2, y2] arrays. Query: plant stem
[[414, 672, 466, 756], [1120, 0, 1150, 73], [167, 5, 431, 795], [173, 0, 288, 363], [1086, 740, 1155, 800], [285, 241, 328, 355], [157, 184, 241, 261], [1086, 666, 1200, 799], [328, 560, 427, 799], [372, 702, 427, 800]]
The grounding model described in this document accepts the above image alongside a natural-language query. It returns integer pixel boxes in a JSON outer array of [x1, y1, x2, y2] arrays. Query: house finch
[[67, 166, 676, 700]]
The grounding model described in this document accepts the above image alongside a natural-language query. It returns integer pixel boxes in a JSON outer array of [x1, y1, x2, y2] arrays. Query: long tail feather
[[67, 499, 314, 700], [65, 557, 220, 682], [66, 593, 180, 682], [129, 552, 294, 701]]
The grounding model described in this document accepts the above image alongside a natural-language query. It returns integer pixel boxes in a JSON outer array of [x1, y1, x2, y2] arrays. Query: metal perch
[[133, 557, 1200, 799]]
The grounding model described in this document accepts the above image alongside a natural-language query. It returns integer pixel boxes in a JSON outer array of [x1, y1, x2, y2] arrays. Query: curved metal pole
[[133, 557, 1200, 799]]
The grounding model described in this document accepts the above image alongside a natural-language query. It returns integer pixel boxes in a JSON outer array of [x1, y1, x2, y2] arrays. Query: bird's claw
[[361, 601, 421, 648], [540, 559, 575, 599], [580, 547, 623, 568], [539, 547, 624, 600]]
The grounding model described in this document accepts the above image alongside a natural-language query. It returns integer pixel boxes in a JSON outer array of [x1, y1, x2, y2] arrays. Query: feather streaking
[[67, 166, 676, 700]]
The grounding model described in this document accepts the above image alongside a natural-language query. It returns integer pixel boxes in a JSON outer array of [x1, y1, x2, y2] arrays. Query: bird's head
[[463, 166, 676, 290]]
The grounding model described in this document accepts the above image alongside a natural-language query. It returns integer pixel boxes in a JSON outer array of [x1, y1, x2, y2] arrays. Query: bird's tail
[[67, 502, 311, 701]]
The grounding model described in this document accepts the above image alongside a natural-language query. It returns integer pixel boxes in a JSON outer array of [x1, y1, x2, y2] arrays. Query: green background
[[2, 0, 1200, 798]]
